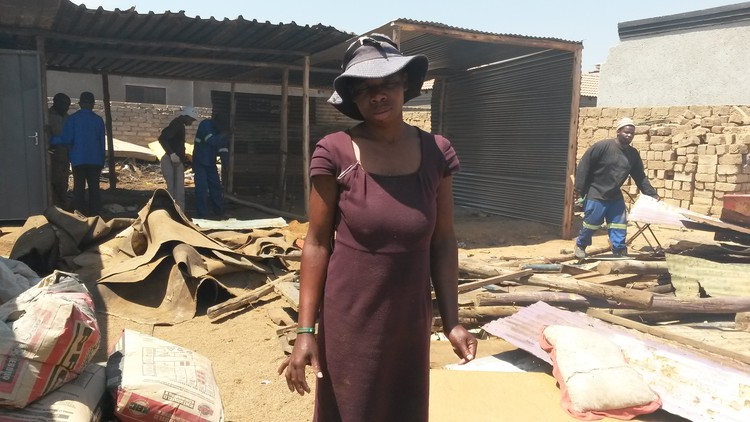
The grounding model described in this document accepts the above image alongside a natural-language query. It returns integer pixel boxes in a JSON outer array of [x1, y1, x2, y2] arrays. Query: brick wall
[[55, 100, 211, 147], [60, 99, 433, 147], [403, 109, 431, 132], [578, 106, 750, 215]]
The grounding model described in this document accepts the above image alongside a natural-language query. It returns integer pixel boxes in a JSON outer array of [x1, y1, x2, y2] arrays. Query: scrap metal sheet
[[483, 302, 750, 422]]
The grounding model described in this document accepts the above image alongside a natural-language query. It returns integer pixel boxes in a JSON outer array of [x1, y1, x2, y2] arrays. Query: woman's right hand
[[277, 333, 322, 396]]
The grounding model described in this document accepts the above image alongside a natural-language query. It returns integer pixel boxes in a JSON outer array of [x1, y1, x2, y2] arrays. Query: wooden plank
[[206, 272, 296, 320], [570, 271, 648, 286], [432, 269, 532, 300], [456, 269, 532, 294], [562, 263, 655, 285], [274, 281, 301, 311]]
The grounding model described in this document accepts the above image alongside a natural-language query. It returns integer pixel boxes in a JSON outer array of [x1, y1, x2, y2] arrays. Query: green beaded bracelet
[[296, 326, 315, 334]]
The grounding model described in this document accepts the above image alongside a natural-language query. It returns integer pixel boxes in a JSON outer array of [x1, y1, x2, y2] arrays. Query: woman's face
[[350, 72, 407, 123]]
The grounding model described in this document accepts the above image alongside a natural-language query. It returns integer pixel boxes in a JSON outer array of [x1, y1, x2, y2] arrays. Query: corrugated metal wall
[[211, 92, 353, 205], [435, 50, 575, 226]]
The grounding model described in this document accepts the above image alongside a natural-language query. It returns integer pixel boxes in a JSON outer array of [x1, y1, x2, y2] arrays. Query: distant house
[[580, 70, 599, 107], [598, 2, 750, 107]]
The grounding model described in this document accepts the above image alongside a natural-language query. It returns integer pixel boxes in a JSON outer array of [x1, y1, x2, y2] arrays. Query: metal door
[[0, 50, 47, 220]]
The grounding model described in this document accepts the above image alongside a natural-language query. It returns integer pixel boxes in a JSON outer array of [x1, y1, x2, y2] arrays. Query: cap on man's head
[[179, 106, 200, 121], [79, 91, 95, 105], [616, 117, 635, 131]]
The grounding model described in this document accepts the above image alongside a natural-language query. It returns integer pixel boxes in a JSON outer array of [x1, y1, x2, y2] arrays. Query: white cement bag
[[0, 271, 100, 408], [0, 363, 107, 421], [106, 329, 224, 422]]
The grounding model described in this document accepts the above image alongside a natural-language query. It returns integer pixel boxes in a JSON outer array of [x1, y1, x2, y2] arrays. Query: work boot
[[574, 244, 586, 259], [612, 249, 628, 258]]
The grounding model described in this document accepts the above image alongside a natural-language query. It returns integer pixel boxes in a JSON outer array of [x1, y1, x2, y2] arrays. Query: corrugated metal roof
[[377, 19, 580, 77], [580, 72, 599, 97], [0, 0, 354, 87], [667, 253, 750, 297], [389, 18, 580, 44], [618, 1, 750, 40]]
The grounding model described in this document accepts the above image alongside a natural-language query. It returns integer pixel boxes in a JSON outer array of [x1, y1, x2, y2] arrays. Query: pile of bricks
[[578, 106, 750, 216]]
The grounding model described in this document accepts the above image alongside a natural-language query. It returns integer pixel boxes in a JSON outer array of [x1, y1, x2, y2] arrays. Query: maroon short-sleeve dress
[[309, 128, 460, 422]]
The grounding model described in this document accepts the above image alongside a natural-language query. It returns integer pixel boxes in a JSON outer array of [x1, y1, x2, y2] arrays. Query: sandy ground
[[0, 166, 712, 421]]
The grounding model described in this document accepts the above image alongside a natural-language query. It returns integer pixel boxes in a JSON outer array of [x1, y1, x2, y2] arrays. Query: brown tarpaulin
[[10, 189, 299, 324]]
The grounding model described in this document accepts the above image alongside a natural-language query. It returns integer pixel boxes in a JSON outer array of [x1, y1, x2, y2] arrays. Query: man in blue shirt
[[192, 113, 229, 218], [60, 92, 106, 216]]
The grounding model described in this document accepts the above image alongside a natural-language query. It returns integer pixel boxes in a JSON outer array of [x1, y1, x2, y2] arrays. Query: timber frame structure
[[1, 2, 582, 237]]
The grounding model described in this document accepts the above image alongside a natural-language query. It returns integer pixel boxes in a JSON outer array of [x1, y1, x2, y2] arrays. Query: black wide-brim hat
[[327, 34, 428, 120]]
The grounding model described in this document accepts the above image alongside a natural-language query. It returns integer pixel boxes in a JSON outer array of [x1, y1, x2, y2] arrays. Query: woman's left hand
[[446, 324, 478, 364]]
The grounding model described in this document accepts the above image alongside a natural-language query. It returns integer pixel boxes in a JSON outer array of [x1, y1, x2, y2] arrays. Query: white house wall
[[598, 24, 750, 107], [47, 71, 333, 108], [47, 71, 195, 106]]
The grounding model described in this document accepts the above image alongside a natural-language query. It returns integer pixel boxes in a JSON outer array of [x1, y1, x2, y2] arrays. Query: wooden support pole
[[543, 245, 612, 264], [561, 46, 582, 239], [302, 56, 311, 216], [458, 306, 521, 319], [458, 255, 525, 278], [476, 291, 750, 314], [651, 295, 750, 313], [227, 82, 236, 193], [101, 73, 116, 190], [522, 274, 654, 308], [475, 292, 595, 308], [36, 36, 52, 207], [275, 68, 289, 209], [597, 260, 669, 275]]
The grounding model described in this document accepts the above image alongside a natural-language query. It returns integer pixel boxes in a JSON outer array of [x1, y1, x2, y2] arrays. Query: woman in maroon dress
[[279, 34, 477, 422]]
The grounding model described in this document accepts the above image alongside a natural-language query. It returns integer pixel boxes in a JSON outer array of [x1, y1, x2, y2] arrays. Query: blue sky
[[75, 1, 739, 72]]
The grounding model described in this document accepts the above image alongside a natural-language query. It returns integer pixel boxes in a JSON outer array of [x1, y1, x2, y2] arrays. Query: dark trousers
[[49, 146, 70, 209], [193, 162, 224, 218], [72, 164, 103, 216]]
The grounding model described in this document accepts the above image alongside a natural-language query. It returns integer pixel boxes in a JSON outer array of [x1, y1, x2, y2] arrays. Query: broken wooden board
[[431, 269, 532, 300], [274, 281, 300, 311], [562, 264, 652, 286]]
